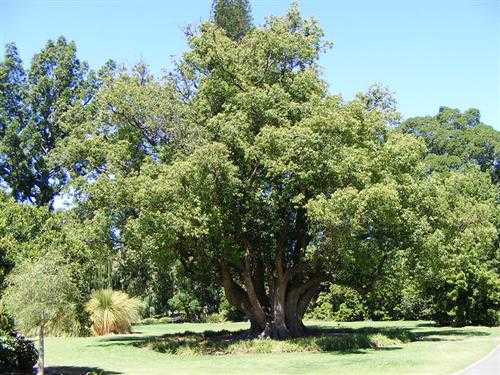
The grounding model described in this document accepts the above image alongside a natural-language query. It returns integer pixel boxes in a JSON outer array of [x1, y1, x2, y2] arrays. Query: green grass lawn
[[43, 320, 499, 375]]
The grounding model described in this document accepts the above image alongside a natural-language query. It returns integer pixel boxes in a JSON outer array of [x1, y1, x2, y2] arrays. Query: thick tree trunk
[[220, 261, 266, 330], [220, 259, 322, 339], [261, 278, 321, 339], [261, 274, 290, 339], [285, 278, 320, 336]]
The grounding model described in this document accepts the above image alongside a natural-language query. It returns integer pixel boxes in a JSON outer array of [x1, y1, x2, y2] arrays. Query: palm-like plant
[[85, 289, 141, 336]]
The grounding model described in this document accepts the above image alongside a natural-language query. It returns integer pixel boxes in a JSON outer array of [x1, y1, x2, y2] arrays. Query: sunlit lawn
[[43, 320, 499, 375]]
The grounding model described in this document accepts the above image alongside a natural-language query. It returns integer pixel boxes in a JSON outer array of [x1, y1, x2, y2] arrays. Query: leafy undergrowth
[[137, 327, 417, 356]]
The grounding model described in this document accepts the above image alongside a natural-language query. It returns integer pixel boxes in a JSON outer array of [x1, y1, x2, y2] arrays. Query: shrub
[[0, 330, 38, 372], [430, 265, 500, 326], [86, 289, 141, 335], [168, 291, 202, 321], [205, 312, 227, 323], [306, 285, 365, 321], [219, 294, 245, 322], [335, 302, 365, 322], [139, 295, 156, 318], [141, 328, 415, 355], [305, 292, 333, 320]]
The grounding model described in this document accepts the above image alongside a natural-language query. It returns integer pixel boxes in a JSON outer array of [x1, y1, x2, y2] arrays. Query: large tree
[[0, 37, 100, 208], [407, 170, 499, 326], [51, 5, 499, 337], [120, 7, 426, 338]]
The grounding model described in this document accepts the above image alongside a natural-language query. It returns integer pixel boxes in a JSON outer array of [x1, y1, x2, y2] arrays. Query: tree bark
[[242, 247, 267, 328], [264, 273, 290, 339], [38, 324, 45, 375], [252, 256, 269, 310], [220, 261, 266, 330], [221, 259, 322, 339], [286, 278, 321, 336]]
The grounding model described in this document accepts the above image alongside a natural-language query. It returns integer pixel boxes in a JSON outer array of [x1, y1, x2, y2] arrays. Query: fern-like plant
[[85, 289, 141, 336]]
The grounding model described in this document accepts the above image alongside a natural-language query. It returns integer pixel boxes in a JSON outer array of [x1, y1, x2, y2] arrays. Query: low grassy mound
[[137, 327, 417, 355]]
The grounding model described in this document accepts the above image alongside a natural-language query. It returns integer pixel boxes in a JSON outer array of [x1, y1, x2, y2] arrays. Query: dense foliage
[[0, 330, 38, 373], [1, 254, 79, 335], [0, 38, 100, 208], [0, 2, 498, 342], [408, 171, 499, 326], [212, 0, 253, 41], [400, 106, 500, 179]]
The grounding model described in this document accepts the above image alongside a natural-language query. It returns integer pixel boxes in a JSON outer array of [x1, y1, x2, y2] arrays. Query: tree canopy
[[212, 0, 253, 41], [400, 106, 500, 179], [0, 4, 498, 339], [0, 37, 103, 207]]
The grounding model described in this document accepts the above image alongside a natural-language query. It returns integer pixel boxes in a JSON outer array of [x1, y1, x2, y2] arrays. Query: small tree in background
[[212, 0, 252, 41], [168, 290, 202, 321], [1, 254, 78, 375]]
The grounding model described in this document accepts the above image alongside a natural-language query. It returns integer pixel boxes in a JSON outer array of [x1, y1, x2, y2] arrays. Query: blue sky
[[1, 0, 499, 129]]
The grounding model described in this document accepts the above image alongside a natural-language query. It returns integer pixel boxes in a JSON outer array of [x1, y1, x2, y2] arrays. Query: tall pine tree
[[0, 37, 93, 208], [212, 0, 252, 41]]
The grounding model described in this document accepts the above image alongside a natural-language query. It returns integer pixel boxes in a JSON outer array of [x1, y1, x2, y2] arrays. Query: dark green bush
[[0, 330, 38, 372], [0, 309, 14, 332], [219, 294, 245, 322], [306, 285, 365, 321], [430, 265, 499, 326], [364, 279, 432, 321], [168, 290, 202, 321]]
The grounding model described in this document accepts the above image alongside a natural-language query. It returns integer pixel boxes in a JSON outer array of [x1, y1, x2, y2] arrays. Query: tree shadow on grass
[[416, 322, 436, 328], [413, 329, 490, 342], [419, 329, 490, 337], [92, 323, 491, 355], [114, 328, 410, 355], [45, 366, 121, 375], [91, 334, 158, 347]]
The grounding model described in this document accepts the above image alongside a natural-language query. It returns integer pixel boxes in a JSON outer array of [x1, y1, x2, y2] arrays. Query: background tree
[[0, 192, 49, 292], [0, 37, 101, 208], [1, 254, 78, 375], [0, 191, 117, 332], [407, 170, 499, 325], [50, 62, 191, 315], [212, 0, 252, 41], [400, 107, 500, 179], [0, 43, 29, 200]]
